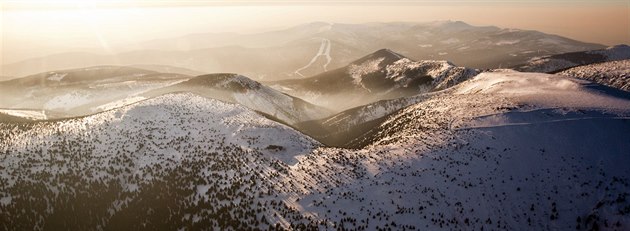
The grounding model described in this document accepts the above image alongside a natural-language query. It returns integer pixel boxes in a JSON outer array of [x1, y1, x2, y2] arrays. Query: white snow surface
[[44, 91, 94, 110], [386, 58, 479, 91], [440, 38, 460, 44], [455, 70, 630, 111], [93, 96, 147, 112], [214, 75, 331, 124]]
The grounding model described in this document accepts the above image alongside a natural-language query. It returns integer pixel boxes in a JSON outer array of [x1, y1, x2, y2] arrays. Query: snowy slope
[[452, 70, 630, 110], [287, 104, 630, 230], [294, 92, 438, 147], [558, 60, 630, 92], [514, 44, 630, 73], [0, 93, 320, 229], [283, 70, 630, 230], [1, 71, 629, 230], [144, 73, 332, 125]]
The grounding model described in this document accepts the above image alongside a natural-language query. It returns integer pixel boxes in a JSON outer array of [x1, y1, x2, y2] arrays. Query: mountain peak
[[374, 48, 405, 58], [162, 73, 331, 125], [424, 20, 472, 28], [351, 49, 408, 66], [183, 73, 261, 92]]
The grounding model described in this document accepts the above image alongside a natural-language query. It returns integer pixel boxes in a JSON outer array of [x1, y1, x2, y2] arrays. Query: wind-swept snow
[[0, 93, 322, 229], [455, 70, 630, 110], [93, 96, 147, 112], [558, 59, 630, 91]]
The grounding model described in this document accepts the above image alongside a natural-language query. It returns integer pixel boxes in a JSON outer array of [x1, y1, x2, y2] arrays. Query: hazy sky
[[1, 0, 629, 64]]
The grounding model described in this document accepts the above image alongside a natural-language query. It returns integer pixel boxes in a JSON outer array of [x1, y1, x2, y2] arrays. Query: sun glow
[[1, 1, 189, 63], [4, 0, 149, 10]]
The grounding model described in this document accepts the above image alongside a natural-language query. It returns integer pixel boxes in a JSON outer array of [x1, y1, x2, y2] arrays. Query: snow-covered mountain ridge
[[558, 59, 630, 92], [271, 49, 479, 111], [143, 73, 332, 125]]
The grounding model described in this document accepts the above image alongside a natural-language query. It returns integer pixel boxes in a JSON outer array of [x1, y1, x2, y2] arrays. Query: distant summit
[[145, 73, 332, 125], [349, 48, 405, 66], [270, 49, 478, 110]]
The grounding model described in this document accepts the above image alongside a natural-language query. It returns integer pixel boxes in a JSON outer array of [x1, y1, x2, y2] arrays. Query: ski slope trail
[[294, 38, 332, 77]]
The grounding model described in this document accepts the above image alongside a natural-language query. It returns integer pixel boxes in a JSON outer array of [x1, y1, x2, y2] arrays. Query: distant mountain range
[[4, 44, 628, 123], [0, 21, 604, 81], [514, 44, 630, 73]]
